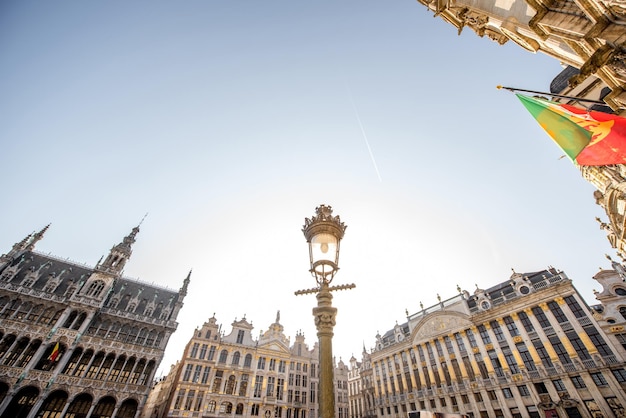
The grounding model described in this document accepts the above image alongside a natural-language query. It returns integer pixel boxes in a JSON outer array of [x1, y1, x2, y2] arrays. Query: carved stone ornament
[[414, 315, 472, 340], [455, 7, 490, 36], [484, 27, 509, 45], [608, 50, 626, 78], [499, 20, 540, 52], [603, 0, 626, 19]]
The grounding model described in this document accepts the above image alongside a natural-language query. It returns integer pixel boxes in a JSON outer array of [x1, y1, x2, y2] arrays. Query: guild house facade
[[142, 312, 350, 418], [348, 266, 626, 418]]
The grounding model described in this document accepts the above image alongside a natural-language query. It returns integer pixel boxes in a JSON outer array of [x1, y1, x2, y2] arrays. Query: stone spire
[[25, 224, 50, 251], [97, 225, 140, 276], [0, 225, 50, 270], [171, 270, 191, 320]]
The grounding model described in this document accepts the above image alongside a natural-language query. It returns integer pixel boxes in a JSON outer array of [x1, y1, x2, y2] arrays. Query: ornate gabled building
[[348, 347, 376, 418], [0, 225, 189, 418], [144, 312, 350, 418], [414, 0, 626, 112], [349, 266, 626, 418]]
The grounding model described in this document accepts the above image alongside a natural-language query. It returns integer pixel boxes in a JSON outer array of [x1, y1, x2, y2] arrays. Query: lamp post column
[[313, 281, 336, 418]]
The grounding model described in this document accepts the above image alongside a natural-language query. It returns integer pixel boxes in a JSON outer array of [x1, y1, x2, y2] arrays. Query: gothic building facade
[[0, 225, 189, 418], [414, 0, 626, 113], [142, 312, 350, 418], [348, 266, 626, 418]]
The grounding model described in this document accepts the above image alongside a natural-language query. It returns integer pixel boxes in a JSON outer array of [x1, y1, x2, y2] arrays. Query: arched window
[[232, 351, 241, 365], [236, 403, 244, 415], [620, 307, 626, 321], [66, 393, 93, 418], [3, 386, 39, 417], [116, 399, 139, 418], [219, 350, 228, 363], [244, 354, 252, 368], [92, 396, 116, 418], [86, 280, 105, 297], [72, 312, 88, 330], [63, 311, 78, 328], [3, 337, 29, 366], [35, 390, 68, 418]]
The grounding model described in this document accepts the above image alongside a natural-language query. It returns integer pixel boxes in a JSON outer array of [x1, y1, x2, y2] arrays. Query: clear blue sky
[[0, 1, 615, 375]]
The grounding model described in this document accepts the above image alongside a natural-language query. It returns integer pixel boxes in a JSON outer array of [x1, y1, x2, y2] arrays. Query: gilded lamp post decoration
[[295, 204, 355, 418]]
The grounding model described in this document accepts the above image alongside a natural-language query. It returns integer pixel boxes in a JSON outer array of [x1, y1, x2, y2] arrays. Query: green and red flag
[[516, 94, 626, 166]]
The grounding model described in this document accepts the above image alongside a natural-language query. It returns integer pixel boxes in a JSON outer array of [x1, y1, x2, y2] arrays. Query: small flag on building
[[516, 94, 626, 166], [48, 342, 60, 362]]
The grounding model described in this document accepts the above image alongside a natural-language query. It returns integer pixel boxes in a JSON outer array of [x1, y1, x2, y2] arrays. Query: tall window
[[591, 372, 608, 386], [190, 343, 199, 358], [454, 333, 466, 352], [239, 374, 249, 396], [488, 350, 504, 377], [267, 376, 276, 397], [584, 325, 613, 356], [547, 301, 568, 323], [201, 366, 211, 384], [277, 378, 285, 400], [258, 357, 266, 370], [466, 329, 478, 347], [503, 316, 520, 337], [518, 311, 534, 332], [226, 375, 237, 394], [478, 325, 491, 344], [503, 349, 519, 374], [532, 340, 553, 367], [244, 354, 252, 368], [548, 336, 571, 364], [532, 307, 551, 328], [212, 371, 223, 392], [565, 331, 591, 360], [232, 351, 241, 365], [174, 389, 185, 409], [219, 350, 228, 363], [199, 344, 207, 360], [564, 296, 586, 318], [193, 365, 202, 383], [490, 321, 505, 342], [183, 364, 193, 382], [185, 390, 195, 410], [254, 376, 264, 397], [516, 343, 536, 371], [208, 346, 216, 361], [237, 330, 245, 344]]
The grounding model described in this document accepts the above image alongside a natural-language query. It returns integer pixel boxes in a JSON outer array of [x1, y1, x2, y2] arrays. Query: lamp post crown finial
[[302, 204, 347, 239]]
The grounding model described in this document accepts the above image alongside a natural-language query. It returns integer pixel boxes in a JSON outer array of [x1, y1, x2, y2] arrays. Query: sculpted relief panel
[[413, 314, 473, 341]]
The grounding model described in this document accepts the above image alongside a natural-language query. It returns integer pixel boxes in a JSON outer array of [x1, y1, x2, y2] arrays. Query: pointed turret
[[25, 224, 50, 251], [98, 225, 140, 276], [171, 270, 191, 321], [0, 225, 50, 270]]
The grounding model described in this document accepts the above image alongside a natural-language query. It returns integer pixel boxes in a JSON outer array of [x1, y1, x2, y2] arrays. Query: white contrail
[[349, 93, 382, 183]]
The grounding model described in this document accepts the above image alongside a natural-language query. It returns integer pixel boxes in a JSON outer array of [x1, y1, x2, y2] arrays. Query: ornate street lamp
[[295, 204, 355, 418]]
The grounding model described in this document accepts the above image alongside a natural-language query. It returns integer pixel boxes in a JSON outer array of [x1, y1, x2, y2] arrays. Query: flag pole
[[497, 85, 606, 105]]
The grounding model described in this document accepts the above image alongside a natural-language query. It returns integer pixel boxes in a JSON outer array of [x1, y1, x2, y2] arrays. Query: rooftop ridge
[[32, 250, 177, 292]]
